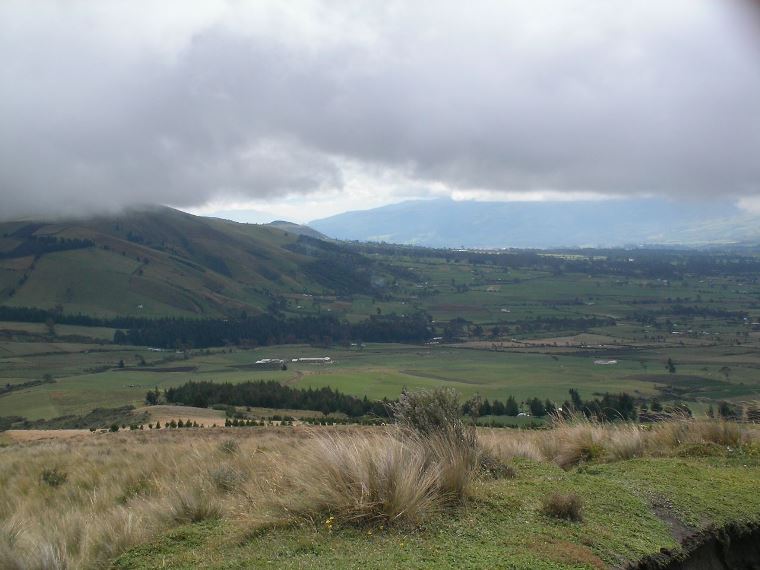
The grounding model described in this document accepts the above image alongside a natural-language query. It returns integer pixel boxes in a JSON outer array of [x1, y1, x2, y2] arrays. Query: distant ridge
[[266, 220, 328, 240], [310, 198, 758, 248]]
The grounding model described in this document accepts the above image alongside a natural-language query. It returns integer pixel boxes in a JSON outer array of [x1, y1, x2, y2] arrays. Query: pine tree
[[505, 395, 519, 416]]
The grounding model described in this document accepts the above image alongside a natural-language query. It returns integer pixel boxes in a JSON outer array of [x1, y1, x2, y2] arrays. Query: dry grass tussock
[[0, 417, 756, 569], [275, 426, 479, 525], [481, 416, 759, 469], [0, 428, 304, 569]]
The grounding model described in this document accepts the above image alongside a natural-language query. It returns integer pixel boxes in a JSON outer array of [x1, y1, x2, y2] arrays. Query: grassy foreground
[[115, 457, 760, 570], [1, 418, 759, 569]]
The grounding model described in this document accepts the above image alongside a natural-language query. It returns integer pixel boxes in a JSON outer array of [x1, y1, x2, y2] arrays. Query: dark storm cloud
[[1, 0, 759, 220]]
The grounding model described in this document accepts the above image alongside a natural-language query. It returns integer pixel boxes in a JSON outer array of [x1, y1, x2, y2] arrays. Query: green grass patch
[[115, 456, 760, 569]]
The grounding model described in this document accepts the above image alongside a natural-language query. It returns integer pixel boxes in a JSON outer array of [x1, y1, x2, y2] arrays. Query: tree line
[[163, 379, 391, 418], [0, 235, 94, 259], [462, 389, 639, 421], [160, 382, 646, 423], [0, 306, 433, 348]]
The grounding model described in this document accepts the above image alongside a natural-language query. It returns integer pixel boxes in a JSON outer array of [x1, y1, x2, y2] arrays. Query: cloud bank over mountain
[[1, 1, 759, 220]]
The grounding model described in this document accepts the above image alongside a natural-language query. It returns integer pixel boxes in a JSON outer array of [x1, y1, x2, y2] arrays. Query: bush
[[167, 486, 223, 523], [209, 465, 246, 492], [676, 442, 726, 458], [478, 452, 516, 480], [391, 387, 465, 438], [391, 388, 480, 498], [541, 492, 583, 522], [218, 439, 239, 455], [40, 467, 67, 488]]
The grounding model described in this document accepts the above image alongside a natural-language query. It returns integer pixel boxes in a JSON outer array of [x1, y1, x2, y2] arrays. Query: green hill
[[0, 207, 391, 318]]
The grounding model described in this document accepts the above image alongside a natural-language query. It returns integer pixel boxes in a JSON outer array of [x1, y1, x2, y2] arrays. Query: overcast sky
[[2, 0, 759, 223]]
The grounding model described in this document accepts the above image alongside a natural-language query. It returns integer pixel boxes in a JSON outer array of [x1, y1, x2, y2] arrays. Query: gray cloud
[[1, 0, 759, 220]]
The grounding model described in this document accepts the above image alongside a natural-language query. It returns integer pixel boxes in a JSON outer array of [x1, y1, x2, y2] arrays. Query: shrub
[[218, 439, 239, 455], [210, 465, 246, 492], [676, 442, 726, 458], [167, 486, 223, 523], [40, 467, 67, 487], [478, 452, 516, 480], [391, 387, 466, 438], [541, 492, 583, 522], [391, 388, 480, 499]]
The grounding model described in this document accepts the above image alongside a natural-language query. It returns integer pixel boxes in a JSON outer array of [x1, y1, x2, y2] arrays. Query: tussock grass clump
[[219, 438, 240, 455], [166, 485, 223, 523], [482, 416, 758, 469], [279, 388, 482, 525], [553, 425, 606, 469], [40, 467, 68, 488], [210, 465, 246, 492], [541, 492, 584, 522], [478, 452, 516, 480], [278, 430, 443, 524], [648, 418, 744, 450]]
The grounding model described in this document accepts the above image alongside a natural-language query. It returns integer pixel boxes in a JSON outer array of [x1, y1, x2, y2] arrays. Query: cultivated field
[[3, 335, 760, 423]]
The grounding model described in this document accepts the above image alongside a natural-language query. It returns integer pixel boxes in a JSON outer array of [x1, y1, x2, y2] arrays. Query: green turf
[[114, 455, 760, 569]]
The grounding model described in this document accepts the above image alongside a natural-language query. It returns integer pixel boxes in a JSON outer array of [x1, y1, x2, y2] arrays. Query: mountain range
[[309, 198, 759, 248]]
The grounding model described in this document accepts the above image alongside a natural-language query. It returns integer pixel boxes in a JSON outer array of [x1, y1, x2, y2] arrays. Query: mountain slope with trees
[[0, 207, 402, 318]]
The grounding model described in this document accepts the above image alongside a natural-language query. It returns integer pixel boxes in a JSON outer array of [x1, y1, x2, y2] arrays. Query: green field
[[2, 209, 760, 423], [3, 337, 759, 421]]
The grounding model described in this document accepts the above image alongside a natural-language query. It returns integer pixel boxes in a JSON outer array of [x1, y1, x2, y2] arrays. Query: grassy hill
[[0, 207, 396, 318]]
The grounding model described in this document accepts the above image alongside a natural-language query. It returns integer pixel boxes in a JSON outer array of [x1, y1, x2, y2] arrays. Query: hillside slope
[[0, 207, 392, 318]]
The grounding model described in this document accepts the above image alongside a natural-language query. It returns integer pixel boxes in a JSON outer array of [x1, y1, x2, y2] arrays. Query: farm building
[[292, 357, 332, 364], [255, 358, 285, 365], [593, 359, 618, 365], [253, 358, 287, 370]]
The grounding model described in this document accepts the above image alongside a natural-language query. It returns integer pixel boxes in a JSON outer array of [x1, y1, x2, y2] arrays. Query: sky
[[1, 0, 760, 223]]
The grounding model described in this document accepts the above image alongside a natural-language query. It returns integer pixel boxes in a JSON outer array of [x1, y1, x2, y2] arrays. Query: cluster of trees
[[707, 401, 760, 422], [116, 312, 431, 348], [163, 380, 392, 418], [462, 395, 555, 417], [564, 389, 638, 421], [0, 305, 149, 328], [463, 389, 639, 421], [2, 375, 55, 396], [0, 306, 432, 348], [286, 235, 403, 295], [505, 315, 615, 335], [0, 235, 94, 259], [633, 305, 747, 328]]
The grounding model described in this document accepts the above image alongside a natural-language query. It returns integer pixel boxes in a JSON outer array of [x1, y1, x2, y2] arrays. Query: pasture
[[3, 334, 760, 422]]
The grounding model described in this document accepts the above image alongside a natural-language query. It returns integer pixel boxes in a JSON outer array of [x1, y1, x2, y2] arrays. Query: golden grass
[[0, 419, 757, 569], [0, 428, 304, 569], [481, 417, 758, 469], [276, 429, 444, 524]]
